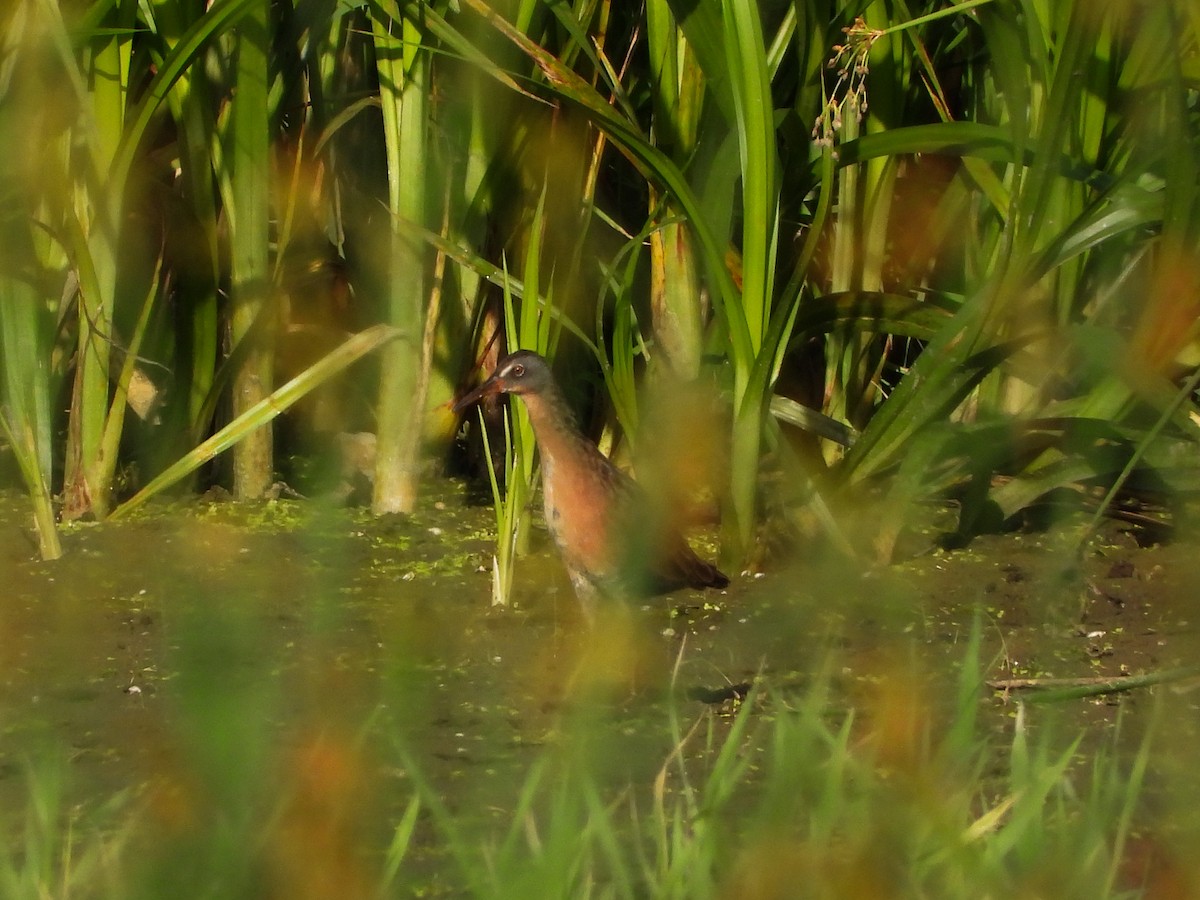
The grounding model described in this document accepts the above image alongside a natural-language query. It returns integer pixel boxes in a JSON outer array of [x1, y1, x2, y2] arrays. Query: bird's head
[[452, 350, 553, 412]]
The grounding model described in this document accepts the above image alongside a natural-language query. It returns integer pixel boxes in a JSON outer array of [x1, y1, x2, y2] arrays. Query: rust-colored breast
[[521, 386, 726, 596], [540, 445, 621, 586]]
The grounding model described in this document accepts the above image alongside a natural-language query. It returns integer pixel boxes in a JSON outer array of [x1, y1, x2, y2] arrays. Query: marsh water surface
[[1, 486, 1197, 890]]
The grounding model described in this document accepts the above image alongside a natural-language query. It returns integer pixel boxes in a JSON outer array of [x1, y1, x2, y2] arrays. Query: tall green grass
[[0, 0, 1196, 572], [449, 0, 1200, 566]]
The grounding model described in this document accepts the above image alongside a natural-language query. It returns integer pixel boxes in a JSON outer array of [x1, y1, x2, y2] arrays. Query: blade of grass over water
[[482, 411, 515, 607], [111, 325, 399, 517], [499, 237, 548, 576]]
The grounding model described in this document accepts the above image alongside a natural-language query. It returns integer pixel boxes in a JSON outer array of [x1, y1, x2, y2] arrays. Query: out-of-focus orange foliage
[[720, 835, 899, 900], [637, 376, 728, 529], [1128, 255, 1200, 382], [563, 604, 656, 699], [850, 650, 935, 779], [265, 732, 375, 900], [1118, 832, 1199, 900]]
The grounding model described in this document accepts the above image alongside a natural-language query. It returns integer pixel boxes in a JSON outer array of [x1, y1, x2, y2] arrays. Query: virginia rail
[[454, 351, 728, 615]]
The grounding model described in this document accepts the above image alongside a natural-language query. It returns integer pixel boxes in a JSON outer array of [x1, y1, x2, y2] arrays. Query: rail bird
[[454, 351, 728, 617]]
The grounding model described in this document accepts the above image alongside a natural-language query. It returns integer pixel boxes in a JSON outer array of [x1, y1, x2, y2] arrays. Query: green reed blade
[[111, 325, 399, 518]]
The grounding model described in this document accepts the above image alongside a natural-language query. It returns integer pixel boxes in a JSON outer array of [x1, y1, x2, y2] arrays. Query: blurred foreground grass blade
[[377, 794, 422, 893], [1102, 707, 1157, 896], [0, 757, 64, 895], [111, 325, 399, 518]]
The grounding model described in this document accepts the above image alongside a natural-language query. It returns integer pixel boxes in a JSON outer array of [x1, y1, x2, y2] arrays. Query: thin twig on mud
[[988, 667, 1200, 702]]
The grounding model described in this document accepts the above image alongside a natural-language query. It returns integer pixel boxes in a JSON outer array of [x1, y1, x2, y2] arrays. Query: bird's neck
[[518, 386, 597, 466]]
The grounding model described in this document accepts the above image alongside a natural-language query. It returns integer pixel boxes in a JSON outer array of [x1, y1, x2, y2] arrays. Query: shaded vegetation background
[[2, 0, 1197, 566]]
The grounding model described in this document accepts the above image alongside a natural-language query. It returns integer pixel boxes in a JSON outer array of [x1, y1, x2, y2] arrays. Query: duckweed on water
[[2, 489, 1200, 896]]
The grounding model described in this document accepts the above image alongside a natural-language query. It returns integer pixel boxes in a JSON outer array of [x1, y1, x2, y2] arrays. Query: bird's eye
[[510, 364, 525, 378]]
